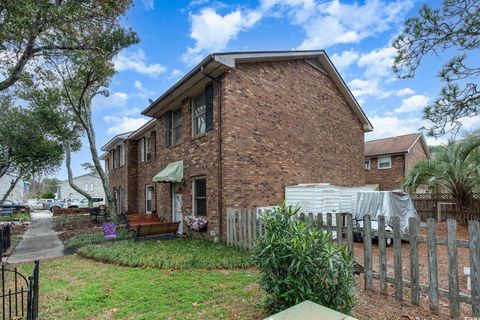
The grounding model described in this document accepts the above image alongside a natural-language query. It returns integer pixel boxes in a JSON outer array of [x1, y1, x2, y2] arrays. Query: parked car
[[49, 200, 66, 213], [78, 197, 105, 208], [31, 199, 55, 211], [0, 200, 27, 212], [65, 199, 81, 208]]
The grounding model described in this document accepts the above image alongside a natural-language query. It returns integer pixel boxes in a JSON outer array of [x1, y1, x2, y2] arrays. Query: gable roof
[[365, 133, 431, 158], [60, 173, 100, 183], [141, 50, 373, 132], [100, 131, 134, 152]]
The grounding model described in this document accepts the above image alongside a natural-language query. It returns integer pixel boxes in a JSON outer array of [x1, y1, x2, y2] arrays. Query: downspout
[[201, 67, 223, 241]]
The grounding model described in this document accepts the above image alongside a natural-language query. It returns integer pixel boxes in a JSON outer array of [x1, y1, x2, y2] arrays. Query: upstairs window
[[365, 159, 371, 170], [172, 108, 183, 144], [111, 149, 116, 169], [192, 93, 206, 137], [192, 84, 214, 138], [119, 143, 125, 167], [140, 136, 153, 162], [378, 156, 392, 169]]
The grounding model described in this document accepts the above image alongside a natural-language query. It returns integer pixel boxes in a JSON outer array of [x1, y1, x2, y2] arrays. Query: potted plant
[[184, 215, 208, 231]]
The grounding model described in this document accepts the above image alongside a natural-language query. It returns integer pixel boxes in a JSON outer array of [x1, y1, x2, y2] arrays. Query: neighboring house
[[101, 50, 373, 240], [364, 133, 431, 191], [0, 173, 29, 202], [57, 173, 106, 201]]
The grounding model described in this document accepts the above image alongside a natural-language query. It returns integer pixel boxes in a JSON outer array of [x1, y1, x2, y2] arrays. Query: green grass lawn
[[64, 230, 134, 249], [17, 255, 263, 319], [78, 238, 254, 269]]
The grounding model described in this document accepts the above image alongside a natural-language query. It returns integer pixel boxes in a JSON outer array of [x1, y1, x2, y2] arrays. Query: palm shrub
[[403, 136, 480, 224], [252, 204, 355, 314]]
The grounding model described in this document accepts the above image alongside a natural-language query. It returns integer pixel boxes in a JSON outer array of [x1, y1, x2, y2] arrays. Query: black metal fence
[[0, 260, 39, 320], [0, 225, 11, 263]]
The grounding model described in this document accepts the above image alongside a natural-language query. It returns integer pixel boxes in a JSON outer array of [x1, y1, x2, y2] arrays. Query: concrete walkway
[[7, 210, 65, 264]]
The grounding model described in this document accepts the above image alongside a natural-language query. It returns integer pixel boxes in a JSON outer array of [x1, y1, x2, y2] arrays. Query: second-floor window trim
[[141, 136, 152, 162], [119, 143, 125, 167], [172, 107, 183, 145], [192, 92, 206, 137]]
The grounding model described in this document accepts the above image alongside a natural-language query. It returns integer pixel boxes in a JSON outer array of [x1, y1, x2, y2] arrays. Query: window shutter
[[205, 83, 214, 132], [163, 112, 171, 147], [151, 131, 156, 159]]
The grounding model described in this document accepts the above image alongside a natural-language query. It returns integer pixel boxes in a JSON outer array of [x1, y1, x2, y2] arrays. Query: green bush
[[41, 191, 55, 199], [252, 204, 356, 314]]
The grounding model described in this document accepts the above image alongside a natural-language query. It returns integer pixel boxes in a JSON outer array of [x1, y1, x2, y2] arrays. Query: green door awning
[[153, 160, 183, 183]]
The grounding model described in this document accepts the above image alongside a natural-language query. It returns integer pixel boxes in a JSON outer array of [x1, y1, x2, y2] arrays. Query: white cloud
[[142, 0, 154, 10], [297, 0, 414, 49], [134, 80, 154, 99], [103, 115, 149, 135], [114, 49, 166, 77], [260, 0, 316, 24], [349, 78, 391, 99], [331, 50, 359, 72], [394, 95, 429, 113], [169, 69, 184, 80], [92, 91, 129, 111], [366, 115, 426, 140], [357, 46, 397, 81], [182, 8, 262, 64], [396, 88, 415, 96]]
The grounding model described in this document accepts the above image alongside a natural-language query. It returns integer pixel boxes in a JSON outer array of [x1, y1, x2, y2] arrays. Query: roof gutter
[[142, 55, 215, 116]]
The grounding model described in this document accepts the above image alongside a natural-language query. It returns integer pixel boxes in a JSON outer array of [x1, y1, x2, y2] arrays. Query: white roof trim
[[407, 134, 431, 159]]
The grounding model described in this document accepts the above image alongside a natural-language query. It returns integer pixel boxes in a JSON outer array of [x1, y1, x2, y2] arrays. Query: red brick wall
[[365, 154, 405, 190], [405, 139, 429, 173], [221, 59, 365, 223], [106, 58, 367, 240]]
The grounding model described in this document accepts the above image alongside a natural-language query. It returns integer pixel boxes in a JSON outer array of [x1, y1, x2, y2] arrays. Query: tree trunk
[[83, 108, 117, 222], [1, 175, 22, 203], [65, 141, 93, 206], [0, 148, 11, 180]]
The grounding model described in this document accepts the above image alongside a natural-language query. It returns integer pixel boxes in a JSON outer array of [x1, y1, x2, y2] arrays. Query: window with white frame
[[111, 149, 116, 169], [172, 107, 183, 144], [84, 183, 88, 191], [192, 93, 206, 137], [145, 136, 152, 161], [365, 159, 371, 170], [378, 156, 392, 169], [119, 143, 125, 166], [90, 183, 94, 192], [145, 185, 154, 213], [193, 177, 206, 216]]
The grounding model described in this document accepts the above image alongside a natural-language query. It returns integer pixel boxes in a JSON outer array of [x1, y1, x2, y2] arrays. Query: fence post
[[317, 213, 323, 228], [393, 216, 403, 300], [378, 215, 387, 295], [242, 210, 247, 249], [233, 209, 238, 247], [226, 209, 231, 246], [247, 209, 252, 249], [327, 212, 332, 235], [447, 219, 460, 317], [409, 217, 420, 305], [308, 212, 314, 224], [426, 218, 439, 312], [346, 213, 354, 260], [336, 213, 342, 246], [299, 212, 305, 221], [468, 220, 480, 316], [364, 214, 372, 291]]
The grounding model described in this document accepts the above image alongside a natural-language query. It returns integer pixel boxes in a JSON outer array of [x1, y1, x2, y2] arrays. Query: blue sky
[[56, 0, 479, 179]]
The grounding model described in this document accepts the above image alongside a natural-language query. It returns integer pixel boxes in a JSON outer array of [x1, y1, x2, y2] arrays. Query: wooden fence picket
[[346, 213, 354, 260], [378, 215, 387, 295], [392, 216, 403, 300], [447, 219, 460, 317], [469, 220, 480, 316], [225, 207, 480, 316], [336, 213, 343, 245], [409, 217, 420, 305], [364, 214, 373, 291], [426, 218, 439, 312]]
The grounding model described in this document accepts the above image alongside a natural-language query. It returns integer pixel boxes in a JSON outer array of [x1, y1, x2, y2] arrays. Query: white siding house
[[0, 173, 29, 202], [57, 174, 105, 201]]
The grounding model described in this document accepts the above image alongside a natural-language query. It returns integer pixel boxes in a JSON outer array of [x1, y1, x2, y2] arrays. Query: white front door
[[172, 183, 183, 233]]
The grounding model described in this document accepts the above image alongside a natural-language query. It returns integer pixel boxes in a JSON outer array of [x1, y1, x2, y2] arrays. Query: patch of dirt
[[2, 221, 29, 258]]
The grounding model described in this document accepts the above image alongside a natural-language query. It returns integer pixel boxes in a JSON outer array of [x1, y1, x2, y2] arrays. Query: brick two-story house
[[364, 133, 431, 190], [101, 50, 373, 240]]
